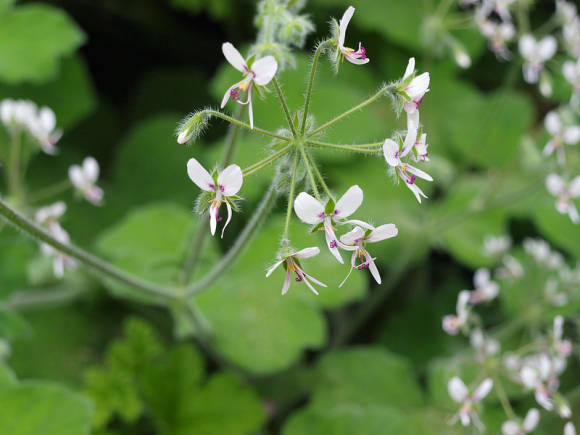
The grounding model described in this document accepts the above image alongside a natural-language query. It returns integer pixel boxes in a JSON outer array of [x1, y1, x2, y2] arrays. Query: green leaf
[[0, 4, 85, 84], [0, 306, 32, 340], [0, 380, 93, 435]]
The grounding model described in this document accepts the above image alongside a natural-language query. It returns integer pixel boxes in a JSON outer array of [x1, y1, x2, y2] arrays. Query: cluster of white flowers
[[0, 99, 104, 278], [180, 6, 434, 295], [442, 235, 578, 433]]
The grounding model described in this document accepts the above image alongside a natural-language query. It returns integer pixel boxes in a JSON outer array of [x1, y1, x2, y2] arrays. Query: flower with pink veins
[[187, 157, 243, 238], [552, 315, 573, 357], [293, 185, 371, 264], [543, 111, 580, 165], [400, 57, 430, 116], [520, 353, 562, 412], [501, 408, 540, 435], [411, 133, 429, 162], [518, 34, 557, 84], [469, 268, 499, 304], [69, 157, 104, 206], [338, 223, 398, 286], [546, 174, 580, 223], [266, 247, 326, 295], [29, 106, 62, 155], [383, 136, 433, 203], [442, 290, 471, 335], [220, 42, 278, 129], [337, 6, 369, 65], [479, 19, 516, 60], [448, 377, 493, 430]]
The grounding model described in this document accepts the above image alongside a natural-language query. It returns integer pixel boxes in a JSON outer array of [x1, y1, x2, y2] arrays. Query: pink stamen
[[330, 240, 337, 248], [230, 87, 242, 102], [357, 45, 367, 60]]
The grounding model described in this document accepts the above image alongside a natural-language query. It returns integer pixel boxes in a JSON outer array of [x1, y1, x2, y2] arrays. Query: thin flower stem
[[305, 150, 332, 198], [7, 131, 22, 199], [299, 145, 321, 200], [301, 40, 330, 135], [493, 375, 517, 421], [206, 109, 290, 141], [307, 86, 393, 138], [243, 145, 292, 177], [184, 180, 279, 297], [28, 179, 72, 203], [307, 140, 383, 154], [283, 151, 300, 240], [272, 77, 298, 137], [0, 197, 176, 300]]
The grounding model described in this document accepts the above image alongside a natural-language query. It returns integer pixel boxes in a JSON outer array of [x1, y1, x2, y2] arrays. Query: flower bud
[[453, 45, 471, 69], [176, 109, 210, 145], [278, 14, 314, 48]]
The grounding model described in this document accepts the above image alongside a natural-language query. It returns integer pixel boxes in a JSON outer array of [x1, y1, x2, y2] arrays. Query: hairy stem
[[243, 145, 292, 177], [272, 77, 298, 137], [185, 180, 279, 297], [301, 40, 330, 135], [299, 145, 320, 200], [29, 179, 72, 203], [305, 150, 332, 198], [307, 140, 383, 155], [283, 151, 300, 240], [206, 109, 290, 141], [0, 197, 176, 300], [307, 85, 393, 138], [7, 131, 22, 199]]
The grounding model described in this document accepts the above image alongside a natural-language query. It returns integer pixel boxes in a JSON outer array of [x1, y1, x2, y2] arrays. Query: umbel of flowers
[[177, 5, 433, 295]]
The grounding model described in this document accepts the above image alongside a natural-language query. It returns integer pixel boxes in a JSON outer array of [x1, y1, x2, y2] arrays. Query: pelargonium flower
[[442, 290, 471, 335], [411, 132, 429, 162], [399, 57, 430, 116], [563, 58, 580, 93], [265, 247, 326, 295], [501, 408, 540, 435], [220, 42, 278, 129], [496, 254, 524, 280], [469, 268, 499, 304], [35, 201, 66, 229], [479, 19, 516, 60], [28, 106, 62, 155], [448, 377, 493, 429], [293, 185, 370, 263], [552, 315, 573, 357], [545, 173, 580, 223], [69, 157, 104, 206], [187, 157, 243, 238], [470, 328, 500, 362], [520, 353, 562, 411], [383, 137, 433, 203], [40, 223, 77, 278], [483, 235, 511, 257], [338, 224, 398, 286], [336, 6, 369, 65], [543, 111, 580, 165], [518, 34, 557, 84]]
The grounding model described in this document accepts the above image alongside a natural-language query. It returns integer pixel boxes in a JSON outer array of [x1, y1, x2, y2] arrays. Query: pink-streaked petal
[[339, 226, 365, 246], [383, 139, 400, 167], [366, 223, 398, 243], [324, 218, 343, 263], [335, 185, 363, 219], [218, 164, 243, 196], [282, 270, 292, 295], [221, 201, 232, 239], [295, 246, 320, 259], [294, 192, 324, 224], [406, 164, 433, 181], [339, 218, 374, 230], [406, 73, 430, 100], [367, 256, 381, 284], [338, 6, 355, 47], [266, 259, 285, 277], [448, 377, 468, 402], [222, 42, 247, 72], [301, 268, 327, 288], [187, 158, 214, 191], [405, 181, 425, 203], [344, 53, 370, 65], [252, 56, 278, 85]]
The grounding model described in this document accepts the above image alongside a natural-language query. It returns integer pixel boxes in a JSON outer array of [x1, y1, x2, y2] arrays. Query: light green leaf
[[0, 5, 85, 84]]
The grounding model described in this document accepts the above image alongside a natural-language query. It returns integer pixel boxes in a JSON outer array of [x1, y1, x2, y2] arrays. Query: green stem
[[307, 86, 392, 138], [299, 145, 320, 200], [206, 109, 290, 141], [493, 375, 517, 421], [301, 40, 330, 135], [283, 151, 300, 240], [184, 180, 279, 297], [4, 285, 86, 310], [272, 77, 298, 137], [304, 150, 332, 198], [7, 130, 22, 199], [307, 140, 383, 155], [29, 180, 72, 203], [243, 145, 292, 177], [0, 197, 176, 300]]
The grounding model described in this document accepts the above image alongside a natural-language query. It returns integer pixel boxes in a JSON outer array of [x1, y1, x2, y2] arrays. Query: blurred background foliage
[[0, 0, 578, 434]]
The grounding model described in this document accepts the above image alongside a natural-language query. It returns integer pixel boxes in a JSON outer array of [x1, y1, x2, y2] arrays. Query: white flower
[[383, 137, 433, 203], [501, 408, 540, 435], [68, 157, 104, 206], [479, 20, 515, 60], [220, 42, 278, 129], [543, 112, 580, 165], [266, 247, 326, 295], [520, 353, 563, 411], [293, 185, 370, 263], [518, 35, 557, 84], [448, 377, 493, 429], [556, 0, 578, 25], [338, 224, 398, 286], [401, 57, 430, 115], [544, 279, 568, 307], [565, 422, 577, 435], [564, 18, 580, 59], [442, 290, 471, 335], [35, 201, 66, 228], [187, 157, 243, 238], [337, 6, 369, 65], [496, 254, 524, 279], [524, 238, 551, 263], [411, 133, 430, 162], [470, 329, 500, 361], [483, 235, 511, 257], [0, 99, 35, 130], [546, 174, 580, 223], [563, 58, 580, 93], [470, 268, 499, 303], [28, 106, 62, 155], [552, 315, 573, 357]]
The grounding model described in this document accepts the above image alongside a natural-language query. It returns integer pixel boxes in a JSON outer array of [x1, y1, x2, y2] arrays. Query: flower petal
[[324, 218, 343, 264], [448, 377, 468, 402], [38, 107, 56, 131], [209, 205, 218, 236], [472, 378, 493, 401], [569, 176, 580, 197], [522, 408, 539, 432], [563, 126, 580, 144], [519, 34, 536, 59], [218, 164, 243, 196], [406, 72, 430, 100], [83, 157, 99, 184], [383, 139, 400, 167], [546, 173, 564, 196], [366, 223, 398, 243], [537, 35, 557, 61], [544, 111, 561, 135], [335, 185, 363, 219], [405, 181, 426, 203], [222, 42, 247, 72], [252, 56, 278, 86], [282, 270, 292, 295], [266, 258, 285, 277], [338, 6, 355, 47], [339, 226, 365, 245], [295, 246, 320, 259], [294, 192, 324, 224], [68, 165, 85, 189], [501, 421, 520, 435], [403, 57, 415, 80], [406, 164, 433, 181], [221, 201, 232, 238], [367, 256, 381, 284], [187, 158, 215, 191], [221, 83, 236, 108]]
